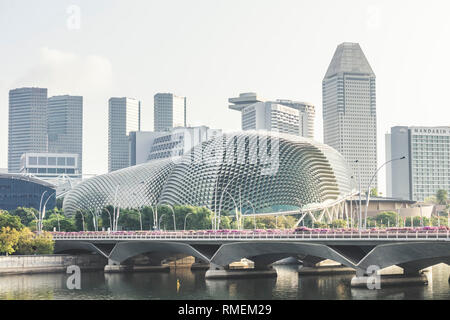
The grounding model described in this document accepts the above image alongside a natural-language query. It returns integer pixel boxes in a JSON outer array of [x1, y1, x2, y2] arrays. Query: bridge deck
[[52, 231, 450, 242]]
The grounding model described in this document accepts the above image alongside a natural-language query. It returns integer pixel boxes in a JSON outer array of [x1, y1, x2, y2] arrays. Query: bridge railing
[[51, 230, 450, 241]]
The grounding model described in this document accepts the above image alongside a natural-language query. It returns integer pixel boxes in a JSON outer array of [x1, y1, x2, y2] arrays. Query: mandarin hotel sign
[[412, 127, 450, 136]]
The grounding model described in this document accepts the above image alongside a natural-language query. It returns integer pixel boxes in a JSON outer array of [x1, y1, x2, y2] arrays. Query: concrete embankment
[[0, 254, 107, 275]]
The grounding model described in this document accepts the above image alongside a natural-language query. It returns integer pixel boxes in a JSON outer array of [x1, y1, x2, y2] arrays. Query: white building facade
[[154, 93, 186, 132], [386, 126, 450, 201], [322, 42, 377, 190], [20, 152, 81, 179], [47, 95, 83, 174], [8, 87, 48, 173], [229, 93, 315, 138], [108, 97, 141, 172], [129, 126, 222, 166]]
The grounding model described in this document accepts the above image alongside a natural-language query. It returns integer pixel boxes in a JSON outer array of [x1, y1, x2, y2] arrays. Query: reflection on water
[[0, 264, 448, 300]]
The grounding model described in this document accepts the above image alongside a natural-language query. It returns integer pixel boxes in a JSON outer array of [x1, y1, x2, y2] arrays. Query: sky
[[1, 0, 450, 195]]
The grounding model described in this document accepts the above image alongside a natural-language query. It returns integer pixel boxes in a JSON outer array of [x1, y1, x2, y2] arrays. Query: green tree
[[10, 207, 38, 226], [33, 232, 54, 254], [370, 188, 378, 197], [0, 227, 20, 255], [313, 221, 328, 228], [0, 212, 24, 231], [75, 211, 85, 231], [15, 228, 35, 255], [42, 214, 76, 232], [331, 219, 348, 228], [436, 189, 448, 205], [375, 211, 399, 227], [117, 209, 141, 230]]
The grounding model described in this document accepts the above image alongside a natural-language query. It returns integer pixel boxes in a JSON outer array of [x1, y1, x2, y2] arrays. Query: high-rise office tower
[[8, 87, 48, 173], [154, 93, 186, 132], [229, 93, 315, 138], [47, 95, 83, 174], [108, 97, 141, 172], [386, 126, 450, 201], [322, 42, 377, 190]]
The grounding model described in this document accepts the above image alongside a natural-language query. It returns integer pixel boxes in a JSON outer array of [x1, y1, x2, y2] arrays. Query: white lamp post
[[363, 156, 406, 229]]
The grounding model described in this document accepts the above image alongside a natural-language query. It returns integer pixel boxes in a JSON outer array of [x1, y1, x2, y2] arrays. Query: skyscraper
[[108, 97, 141, 172], [386, 126, 450, 201], [48, 95, 83, 174], [322, 42, 377, 190], [8, 87, 48, 173], [154, 93, 186, 132], [229, 93, 315, 138]]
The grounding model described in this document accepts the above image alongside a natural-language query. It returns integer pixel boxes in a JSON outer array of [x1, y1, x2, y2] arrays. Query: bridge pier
[[205, 263, 277, 280], [104, 258, 170, 273], [298, 259, 355, 276], [350, 273, 428, 288]]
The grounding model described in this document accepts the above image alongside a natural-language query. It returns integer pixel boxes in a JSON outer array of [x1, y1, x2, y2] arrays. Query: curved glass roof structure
[[63, 132, 356, 216]]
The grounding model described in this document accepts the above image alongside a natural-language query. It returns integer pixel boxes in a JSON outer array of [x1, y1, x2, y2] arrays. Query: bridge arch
[[357, 242, 450, 271], [108, 242, 210, 264], [54, 241, 110, 258], [209, 242, 357, 269]]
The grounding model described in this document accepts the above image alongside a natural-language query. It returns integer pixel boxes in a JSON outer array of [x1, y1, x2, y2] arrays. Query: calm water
[[0, 264, 448, 300]]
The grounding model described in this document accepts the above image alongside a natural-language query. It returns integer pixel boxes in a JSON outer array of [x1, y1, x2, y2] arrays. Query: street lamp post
[[113, 185, 120, 231], [158, 214, 166, 230], [103, 208, 113, 231], [137, 208, 143, 231], [217, 176, 239, 230], [184, 212, 193, 231], [38, 190, 48, 233], [363, 156, 406, 229], [158, 204, 176, 231], [223, 190, 239, 230], [76, 209, 86, 232], [354, 160, 362, 230], [39, 191, 56, 233], [244, 200, 256, 230]]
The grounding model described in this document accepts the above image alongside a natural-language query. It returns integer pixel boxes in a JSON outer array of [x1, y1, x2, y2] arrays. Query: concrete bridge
[[52, 230, 450, 282]]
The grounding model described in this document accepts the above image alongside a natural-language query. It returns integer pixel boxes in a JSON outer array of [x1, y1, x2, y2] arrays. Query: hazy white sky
[[1, 0, 450, 194]]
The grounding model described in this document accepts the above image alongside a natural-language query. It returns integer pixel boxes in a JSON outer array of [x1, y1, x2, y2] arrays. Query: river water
[[0, 264, 448, 300]]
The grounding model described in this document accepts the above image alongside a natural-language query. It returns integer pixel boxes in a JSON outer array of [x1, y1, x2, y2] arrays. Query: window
[[57, 157, 65, 166], [66, 157, 75, 166], [38, 157, 47, 165], [29, 157, 37, 165], [48, 157, 56, 165]]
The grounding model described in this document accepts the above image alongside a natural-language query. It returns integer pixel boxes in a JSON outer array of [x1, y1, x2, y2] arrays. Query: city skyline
[[2, 1, 450, 196]]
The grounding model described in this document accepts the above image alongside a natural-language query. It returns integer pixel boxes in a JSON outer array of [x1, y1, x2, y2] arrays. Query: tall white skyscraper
[[48, 95, 83, 174], [108, 97, 141, 172], [322, 42, 377, 190], [154, 93, 186, 132], [8, 87, 48, 173], [229, 93, 315, 138], [386, 126, 450, 201]]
